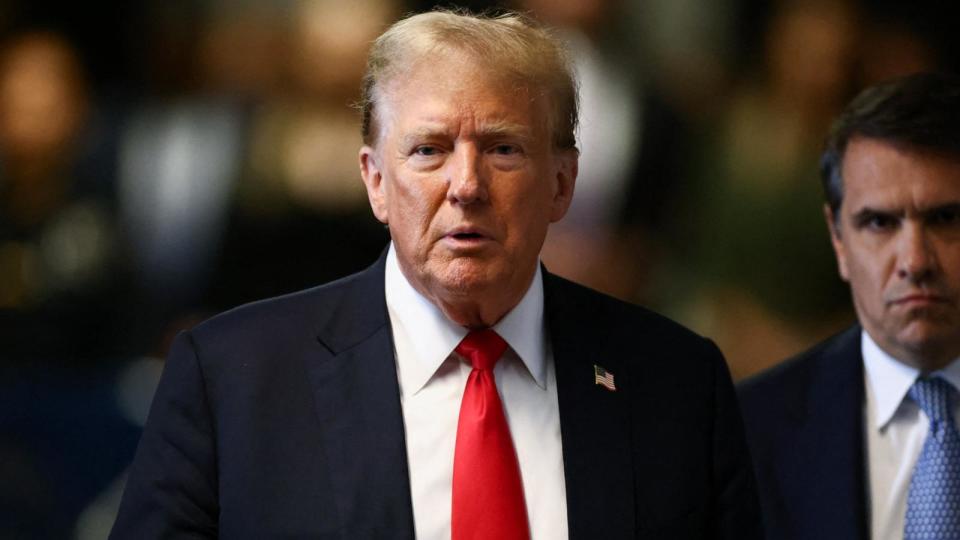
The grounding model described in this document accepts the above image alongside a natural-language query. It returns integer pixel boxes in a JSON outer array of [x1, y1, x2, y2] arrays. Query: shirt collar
[[862, 329, 960, 430], [384, 243, 547, 396], [491, 262, 547, 390]]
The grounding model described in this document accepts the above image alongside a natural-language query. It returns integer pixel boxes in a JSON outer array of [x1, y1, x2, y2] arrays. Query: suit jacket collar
[[544, 271, 637, 538], [313, 253, 391, 355], [306, 256, 638, 539], [307, 253, 416, 539], [782, 325, 869, 540]]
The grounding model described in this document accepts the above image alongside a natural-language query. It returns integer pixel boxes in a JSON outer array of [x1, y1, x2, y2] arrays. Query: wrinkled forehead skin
[[366, 41, 565, 151]]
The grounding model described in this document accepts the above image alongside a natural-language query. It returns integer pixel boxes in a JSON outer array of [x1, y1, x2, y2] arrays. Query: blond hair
[[358, 9, 578, 150]]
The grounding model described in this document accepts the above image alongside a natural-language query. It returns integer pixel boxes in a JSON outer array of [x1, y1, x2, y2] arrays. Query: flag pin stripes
[[594, 365, 616, 391]]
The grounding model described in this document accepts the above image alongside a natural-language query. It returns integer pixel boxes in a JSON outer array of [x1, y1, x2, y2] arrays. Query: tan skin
[[827, 137, 960, 372], [359, 53, 577, 328]]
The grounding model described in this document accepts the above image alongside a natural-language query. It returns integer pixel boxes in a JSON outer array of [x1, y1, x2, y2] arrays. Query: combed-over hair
[[358, 9, 579, 151]]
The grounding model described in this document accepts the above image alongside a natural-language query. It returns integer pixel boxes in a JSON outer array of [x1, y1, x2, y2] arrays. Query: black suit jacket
[[737, 326, 869, 540], [111, 255, 760, 539]]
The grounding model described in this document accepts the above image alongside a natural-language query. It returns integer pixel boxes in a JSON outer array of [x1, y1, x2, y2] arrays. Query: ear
[[360, 145, 389, 224], [824, 203, 849, 282], [548, 148, 578, 222]]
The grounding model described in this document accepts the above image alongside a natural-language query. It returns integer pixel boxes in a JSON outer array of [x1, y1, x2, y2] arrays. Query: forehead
[[375, 54, 548, 141], [841, 137, 960, 210]]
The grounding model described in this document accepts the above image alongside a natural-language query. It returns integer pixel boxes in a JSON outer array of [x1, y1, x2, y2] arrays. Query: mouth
[[449, 232, 485, 240], [890, 293, 949, 307], [444, 225, 491, 240], [441, 226, 493, 249]]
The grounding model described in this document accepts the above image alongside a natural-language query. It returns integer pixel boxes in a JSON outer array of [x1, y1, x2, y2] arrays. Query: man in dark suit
[[739, 72, 960, 540], [111, 10, 759, 539]]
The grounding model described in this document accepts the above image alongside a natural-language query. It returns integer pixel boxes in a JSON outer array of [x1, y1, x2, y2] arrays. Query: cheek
[[941, 248, 960, 280], [846, 242, 888, 280], [500, 199, 552, 254], [847, 257, 890, 313], [390, 179, 445, 240]]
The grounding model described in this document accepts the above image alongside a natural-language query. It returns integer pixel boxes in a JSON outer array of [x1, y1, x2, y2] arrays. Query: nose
[[897, 223, 938, 282], [446, 145, 488, 205]]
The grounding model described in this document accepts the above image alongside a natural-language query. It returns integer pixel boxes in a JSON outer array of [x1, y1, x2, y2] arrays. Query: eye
[[929, 206, 960, 227], [855, 211, 899, 232], [866, 215, 897, 230], [414, 145, 442, 157], [491, 144, 520, 156]]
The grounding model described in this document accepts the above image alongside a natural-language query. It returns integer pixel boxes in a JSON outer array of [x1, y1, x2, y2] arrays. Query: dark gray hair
[[821, 72, 960, 221]]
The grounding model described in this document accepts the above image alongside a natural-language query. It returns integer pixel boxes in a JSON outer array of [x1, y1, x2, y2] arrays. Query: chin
[[427, 259, 496, 294], [899, 323, 960, 358], [440, 270, 500, 296]]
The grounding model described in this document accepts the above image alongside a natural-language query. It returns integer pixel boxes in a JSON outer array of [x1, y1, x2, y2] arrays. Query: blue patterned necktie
[[904, 376, 960, 540]]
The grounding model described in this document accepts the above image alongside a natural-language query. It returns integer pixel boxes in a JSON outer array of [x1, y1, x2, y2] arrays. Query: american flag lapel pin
[[594, 364, 616, 391]]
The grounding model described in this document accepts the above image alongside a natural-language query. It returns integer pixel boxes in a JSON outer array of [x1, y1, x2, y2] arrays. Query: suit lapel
[[784, 327, 869, 540], [304, 255, 415, 539], [545, 272, 636, 539]]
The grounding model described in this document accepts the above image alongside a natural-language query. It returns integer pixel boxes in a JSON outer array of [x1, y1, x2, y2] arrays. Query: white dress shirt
[[384, 244, 568, 540], [863, 330, 960, 540]]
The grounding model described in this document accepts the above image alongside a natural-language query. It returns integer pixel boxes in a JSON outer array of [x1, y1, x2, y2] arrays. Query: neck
[[885, 340, 960, 374], [907, 350, 959, 374], [415, 267, 536, 329], [433, 292, 524, 329]]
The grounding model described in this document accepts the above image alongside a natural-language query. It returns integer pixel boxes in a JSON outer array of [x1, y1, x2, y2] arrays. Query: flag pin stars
[[594, 364, 616, 391]]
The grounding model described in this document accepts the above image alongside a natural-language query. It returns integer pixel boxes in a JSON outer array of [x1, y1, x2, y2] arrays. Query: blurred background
[[0, 0, 956, 536]]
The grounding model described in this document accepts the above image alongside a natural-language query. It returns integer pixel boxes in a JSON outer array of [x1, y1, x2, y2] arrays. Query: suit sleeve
[[707, 340, 763, 539], [110, 330, 219, 539]]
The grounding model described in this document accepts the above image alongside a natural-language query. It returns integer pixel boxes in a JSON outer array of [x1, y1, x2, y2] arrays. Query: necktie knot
[[455, 329, 508, 371], [910, 377, 957, 425]]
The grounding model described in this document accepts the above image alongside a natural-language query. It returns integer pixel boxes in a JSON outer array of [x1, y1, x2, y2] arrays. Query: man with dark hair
[[739, 71, 960, 540], [110, 9, 760, 539]]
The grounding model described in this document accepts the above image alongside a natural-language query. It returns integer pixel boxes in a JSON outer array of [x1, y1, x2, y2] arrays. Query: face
[[828, 137, 960, 370], [359, 52, 576, 326]]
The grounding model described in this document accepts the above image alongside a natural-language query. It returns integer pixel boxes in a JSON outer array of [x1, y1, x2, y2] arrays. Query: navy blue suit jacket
[[111, 254, 760, 539], [738, 326, 869, 540]]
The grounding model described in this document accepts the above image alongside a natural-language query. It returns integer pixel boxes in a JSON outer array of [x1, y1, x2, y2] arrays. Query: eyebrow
[[399, 127, 449, 149], [475, 120, 534, 141], [398, 121, 535, 148], [851, 206, 900, 219], [919, 202, 960, 220], [850, 202, 960, 222]]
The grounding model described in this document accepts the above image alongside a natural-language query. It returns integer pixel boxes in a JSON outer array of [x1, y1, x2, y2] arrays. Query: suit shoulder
[[189, 266, 379, 350], [738, 326, 858, 402], [736, 325, 861, 438]]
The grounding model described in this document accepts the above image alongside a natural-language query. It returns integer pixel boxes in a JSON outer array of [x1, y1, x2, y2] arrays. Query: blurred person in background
[[111, 9, 759, 539], [117, 1, 251, 353], [0, 30, 128, 362], [661, 0, 861, 378], [516, 0, 692, 303], [205, 0, 396, 309], [0, 29, 145, 540], [740, 72, 960, 540]]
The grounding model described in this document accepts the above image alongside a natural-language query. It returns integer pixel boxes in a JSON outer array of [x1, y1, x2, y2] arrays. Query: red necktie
[[451, 329, 530, 540]]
